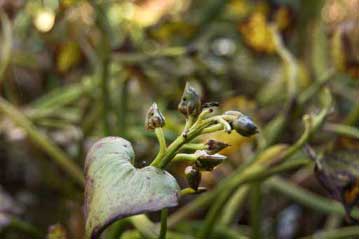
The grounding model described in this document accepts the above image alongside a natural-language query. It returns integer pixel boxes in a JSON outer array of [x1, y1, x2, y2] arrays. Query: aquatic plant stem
[[159, 209, 168, 239], [151, 128, 167, 166], [0, 97, 84, 185]]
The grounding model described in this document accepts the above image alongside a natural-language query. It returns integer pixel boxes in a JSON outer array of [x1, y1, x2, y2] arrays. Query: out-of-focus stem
[[250, 182, 262, 239], [0, 97, 84, 185], [219, 186, 249, 226], [324, 123, 359, 139]]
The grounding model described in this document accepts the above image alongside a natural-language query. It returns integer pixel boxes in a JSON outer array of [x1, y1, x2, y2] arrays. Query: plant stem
[[270, 24, 298, 99], [181, 143, 207, 151], [219, 186, 249, 226], [151, 128, 167, 166], [100, 51, 111, 136], [0, 97, 84, 185], [250, 182, 262, 239], [6, 218, 42, 239], [159, 209, 168, 239], [0, 12, 12, 83], [117, 78, 129, 136], [169, 157, 309, 229], [324, 123, 359, 139], [198, 190, 230, 238], [129, 215, 158, 239], [301, 226, 359, 239], [267, 177, 359, 218], [172, 153, 198, 163], [90, 0, 112, 136], [153, 119, 214, 169]]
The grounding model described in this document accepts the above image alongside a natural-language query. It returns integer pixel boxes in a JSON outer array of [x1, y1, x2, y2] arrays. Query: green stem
[[6, 218, 42, 239], [181, 143, 207, 151], [267, 177, 359, 218], [201, 124, 223, 134], [90, 0, 112, 136], [301, 226, 359, 239], [169, 157, 309, 229], [159, 209, 168, 239], [270, 24, 298, 99], [117, 78, 129, 136], [0, 12, 12, 83], [198, 191, 230, 238], [183, 116, 195, 134], [100, 53, 111, 136], [250, 182, 262, 239], [345, 103, 359, 126], [154, 119, 215, 169], [0, 97, 84, 185], [219, 186, 249, 226], [172, 153, 198, 163], [113, 47, 186, 63], [324, 123, 359, 139], [151, 128, 167, 166], [129, 215, 158, 239]]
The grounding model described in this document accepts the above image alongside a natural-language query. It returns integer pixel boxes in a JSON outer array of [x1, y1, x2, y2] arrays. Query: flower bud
[[205, 140, 230, 155], [224, 111, 258, 137], [178, 82, 201, 118], [185, 165, 201, 191], [145, 103, 165, 130], [195, 150, 226, 171]]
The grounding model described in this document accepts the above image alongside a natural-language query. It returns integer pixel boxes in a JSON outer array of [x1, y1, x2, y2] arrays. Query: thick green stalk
[[0, 97, 84, 185], [129, 215, 158, 239], [153, 119, 214, 169], [159, 209, 168, 239]]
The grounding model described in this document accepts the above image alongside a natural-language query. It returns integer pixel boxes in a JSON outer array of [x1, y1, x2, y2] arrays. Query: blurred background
[[0, 0, 358, 238]]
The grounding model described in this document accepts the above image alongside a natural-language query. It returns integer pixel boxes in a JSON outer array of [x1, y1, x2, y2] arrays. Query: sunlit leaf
[[84, 137, 180, 239]]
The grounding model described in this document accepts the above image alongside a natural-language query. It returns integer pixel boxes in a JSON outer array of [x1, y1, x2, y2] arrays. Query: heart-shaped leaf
[[84, 137, 180, 239]]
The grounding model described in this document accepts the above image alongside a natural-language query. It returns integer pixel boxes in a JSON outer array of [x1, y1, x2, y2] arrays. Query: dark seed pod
[[145, 103, 165, 130], [205, 139, 230, 155], [195, 150, 226, 171], [178, 82, 201, 118], [185, 165, 201, 191], [224, 111, 258, 137]]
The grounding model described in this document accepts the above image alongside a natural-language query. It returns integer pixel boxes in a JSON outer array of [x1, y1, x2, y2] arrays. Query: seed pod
[[145, 103, 165, 130], [178, 82, 201, 118], [224, 111, 258, 137], [185, 165, 201, 191], [195, 150, 226, 171], [205, 139, 230, 155]]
